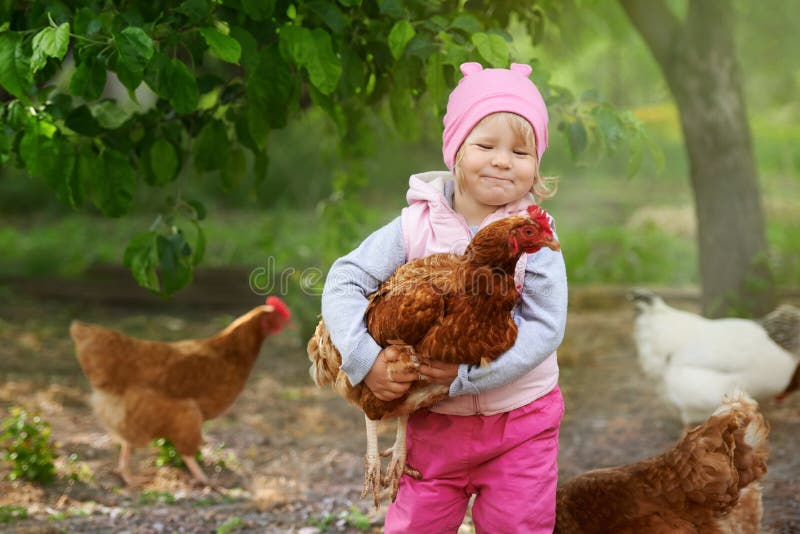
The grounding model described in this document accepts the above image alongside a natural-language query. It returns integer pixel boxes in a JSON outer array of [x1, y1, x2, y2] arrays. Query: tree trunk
[[620, 0, 774, 317]]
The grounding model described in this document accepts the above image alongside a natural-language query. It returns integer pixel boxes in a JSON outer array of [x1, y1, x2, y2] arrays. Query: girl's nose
[[491, 152, 511, 168]]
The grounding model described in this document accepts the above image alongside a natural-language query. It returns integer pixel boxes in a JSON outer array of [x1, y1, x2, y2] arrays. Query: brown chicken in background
[[555, 390, 769, 534], [70, 296, 291, 486], [308, 205, 560, 504]]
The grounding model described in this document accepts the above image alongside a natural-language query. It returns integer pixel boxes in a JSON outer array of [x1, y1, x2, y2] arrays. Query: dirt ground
[[0, 288, 798, 533]]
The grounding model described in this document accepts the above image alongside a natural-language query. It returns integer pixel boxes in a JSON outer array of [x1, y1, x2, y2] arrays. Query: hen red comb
[[527, 205, 551, 228], [266, 296, 291, 320]]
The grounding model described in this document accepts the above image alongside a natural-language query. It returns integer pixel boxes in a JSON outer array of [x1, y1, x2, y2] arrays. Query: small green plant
[[309, 512, 336, 531], [216, 516, 244, 534], [152, 438, 202, 468], [310, 506, 371, 532], [0, 505, 28, 524], [341, 506, 371, 531], [1, 407, 57, 483], [138, 490, 176, 505], [64, 453, 94, 483]]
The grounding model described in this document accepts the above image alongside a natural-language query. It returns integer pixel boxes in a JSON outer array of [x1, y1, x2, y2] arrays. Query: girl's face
[[456, 114, 537, 216]]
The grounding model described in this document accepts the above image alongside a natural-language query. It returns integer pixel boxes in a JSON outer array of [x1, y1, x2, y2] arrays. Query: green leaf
[[113, 27, 154, 90], [449, 13, 482, 34], [168, 58, 199, 113], [89, 149, 136, 217], [187, 199, 206, 220], [440, 34, 469, 68], [70, 55, 107, 100], [241, 0, 276, 20], [124, 230, 160, 292], [280, 25, 341, 95], [592, 105, 625, 151], [143, 51, 172, 97], [246, 44, 295, 147], [390, 87, 418, 139], [19, 127, 77, 206], [191, 221, 206, 266], [388, 20, 415, 60], [115, 27, 155, 66], [177, 0, 213, 22], [424, 53, 446, 110], [0, 32, 32, 100], [306, 0, 347, 33], [156, 233, 193, 294], [65, 105, 104, 136], [91, 101, 131, 129], [229, 26, 258, 71], [30, 22, 70, 73], [471, 32, 508, 67], [566, 119, 588, 157], [19, 126, 58, 179], [198, 27, 241, 64], [193, 119, 229, 172], [0, 127, 10, 165], [627, 140, 644, 179], [148, 138, 180, 185]]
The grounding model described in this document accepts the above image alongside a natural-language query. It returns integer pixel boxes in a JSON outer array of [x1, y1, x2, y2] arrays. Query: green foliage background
[[1, 0, 798, 333]]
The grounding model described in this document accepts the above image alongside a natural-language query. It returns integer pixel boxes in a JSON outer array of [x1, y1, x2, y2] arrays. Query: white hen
[[630, 289, 800, 424]]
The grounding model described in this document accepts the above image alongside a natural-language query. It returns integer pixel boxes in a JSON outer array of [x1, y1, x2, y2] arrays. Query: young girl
[[321, 62, 567, 533]]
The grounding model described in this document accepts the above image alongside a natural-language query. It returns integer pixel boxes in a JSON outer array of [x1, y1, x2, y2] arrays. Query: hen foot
[[380, 415, 420, 501], [118, 442, 149, 487], [360, 453, 382, 508], [361, 415, 382, 508]]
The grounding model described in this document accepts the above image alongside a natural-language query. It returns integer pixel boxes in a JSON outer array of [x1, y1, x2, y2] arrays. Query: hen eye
[[524, 228, 534, 236]]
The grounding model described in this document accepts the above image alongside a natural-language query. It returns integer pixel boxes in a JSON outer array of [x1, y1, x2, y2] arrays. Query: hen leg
[[381, 415, 421, 501], [118, 442, 148, 486], [361, 415, 382, 508], [182, 454, 210, 486]]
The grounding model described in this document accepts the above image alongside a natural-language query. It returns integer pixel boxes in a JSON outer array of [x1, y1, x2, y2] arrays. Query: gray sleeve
[[447, 244, 568, 396], [320, 216, 406, 385]]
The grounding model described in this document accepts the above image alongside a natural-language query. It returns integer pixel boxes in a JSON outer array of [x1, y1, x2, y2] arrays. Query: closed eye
[[476, 144, 493, 149]]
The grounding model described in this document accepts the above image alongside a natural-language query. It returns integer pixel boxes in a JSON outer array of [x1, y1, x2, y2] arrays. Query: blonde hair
[[454, 112, 558, 201]]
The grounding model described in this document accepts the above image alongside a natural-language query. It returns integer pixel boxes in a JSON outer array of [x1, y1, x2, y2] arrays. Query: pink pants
[[385, 386, 564, 534]]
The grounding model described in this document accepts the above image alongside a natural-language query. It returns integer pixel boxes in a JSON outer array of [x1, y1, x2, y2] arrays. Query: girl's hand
[[364, 346, 418, 401], [418, 359, 459, 387]]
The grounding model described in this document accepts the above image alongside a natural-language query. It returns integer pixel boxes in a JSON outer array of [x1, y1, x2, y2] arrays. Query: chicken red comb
[[266, 296, 291, 320], [527, 205, 551, 229]]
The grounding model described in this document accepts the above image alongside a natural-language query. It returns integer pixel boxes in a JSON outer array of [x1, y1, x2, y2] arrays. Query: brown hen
[[308, 205, 560, 504], [555, 390, 769, 534], [70, 296, 290, 486]]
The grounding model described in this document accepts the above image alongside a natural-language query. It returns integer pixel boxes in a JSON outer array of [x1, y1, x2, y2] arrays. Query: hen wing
[[366, 268, 447, 347]]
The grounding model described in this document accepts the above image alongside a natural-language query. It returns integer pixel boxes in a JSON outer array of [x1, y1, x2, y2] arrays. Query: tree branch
[[618, 0, 683, 69]]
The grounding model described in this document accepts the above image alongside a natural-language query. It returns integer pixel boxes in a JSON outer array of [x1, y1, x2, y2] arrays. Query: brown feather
[[308, 211, 559, 421], [71, 304, 289, 471], [554, 391, 769, 534]]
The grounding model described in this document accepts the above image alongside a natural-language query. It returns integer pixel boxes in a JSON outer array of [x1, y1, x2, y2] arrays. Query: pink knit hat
[[442, 62, 549, 171]]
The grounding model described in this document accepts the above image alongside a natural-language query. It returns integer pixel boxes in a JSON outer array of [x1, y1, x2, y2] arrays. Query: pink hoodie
[[400, 171, 559, 415]]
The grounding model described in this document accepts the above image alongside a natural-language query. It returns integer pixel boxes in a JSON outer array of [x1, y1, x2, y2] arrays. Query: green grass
[[0, 188, 796, 289]]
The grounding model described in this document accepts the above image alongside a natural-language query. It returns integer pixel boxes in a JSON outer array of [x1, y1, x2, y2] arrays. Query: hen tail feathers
[[307, 320, 342, 388]]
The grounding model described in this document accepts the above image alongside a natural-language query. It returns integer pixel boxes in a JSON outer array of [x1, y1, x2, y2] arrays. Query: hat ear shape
[[510, 63, 532, 78], [460, 62, 484, 76]]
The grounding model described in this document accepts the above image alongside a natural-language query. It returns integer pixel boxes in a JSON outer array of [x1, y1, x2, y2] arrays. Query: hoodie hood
[[406, 171, 537, 225]]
